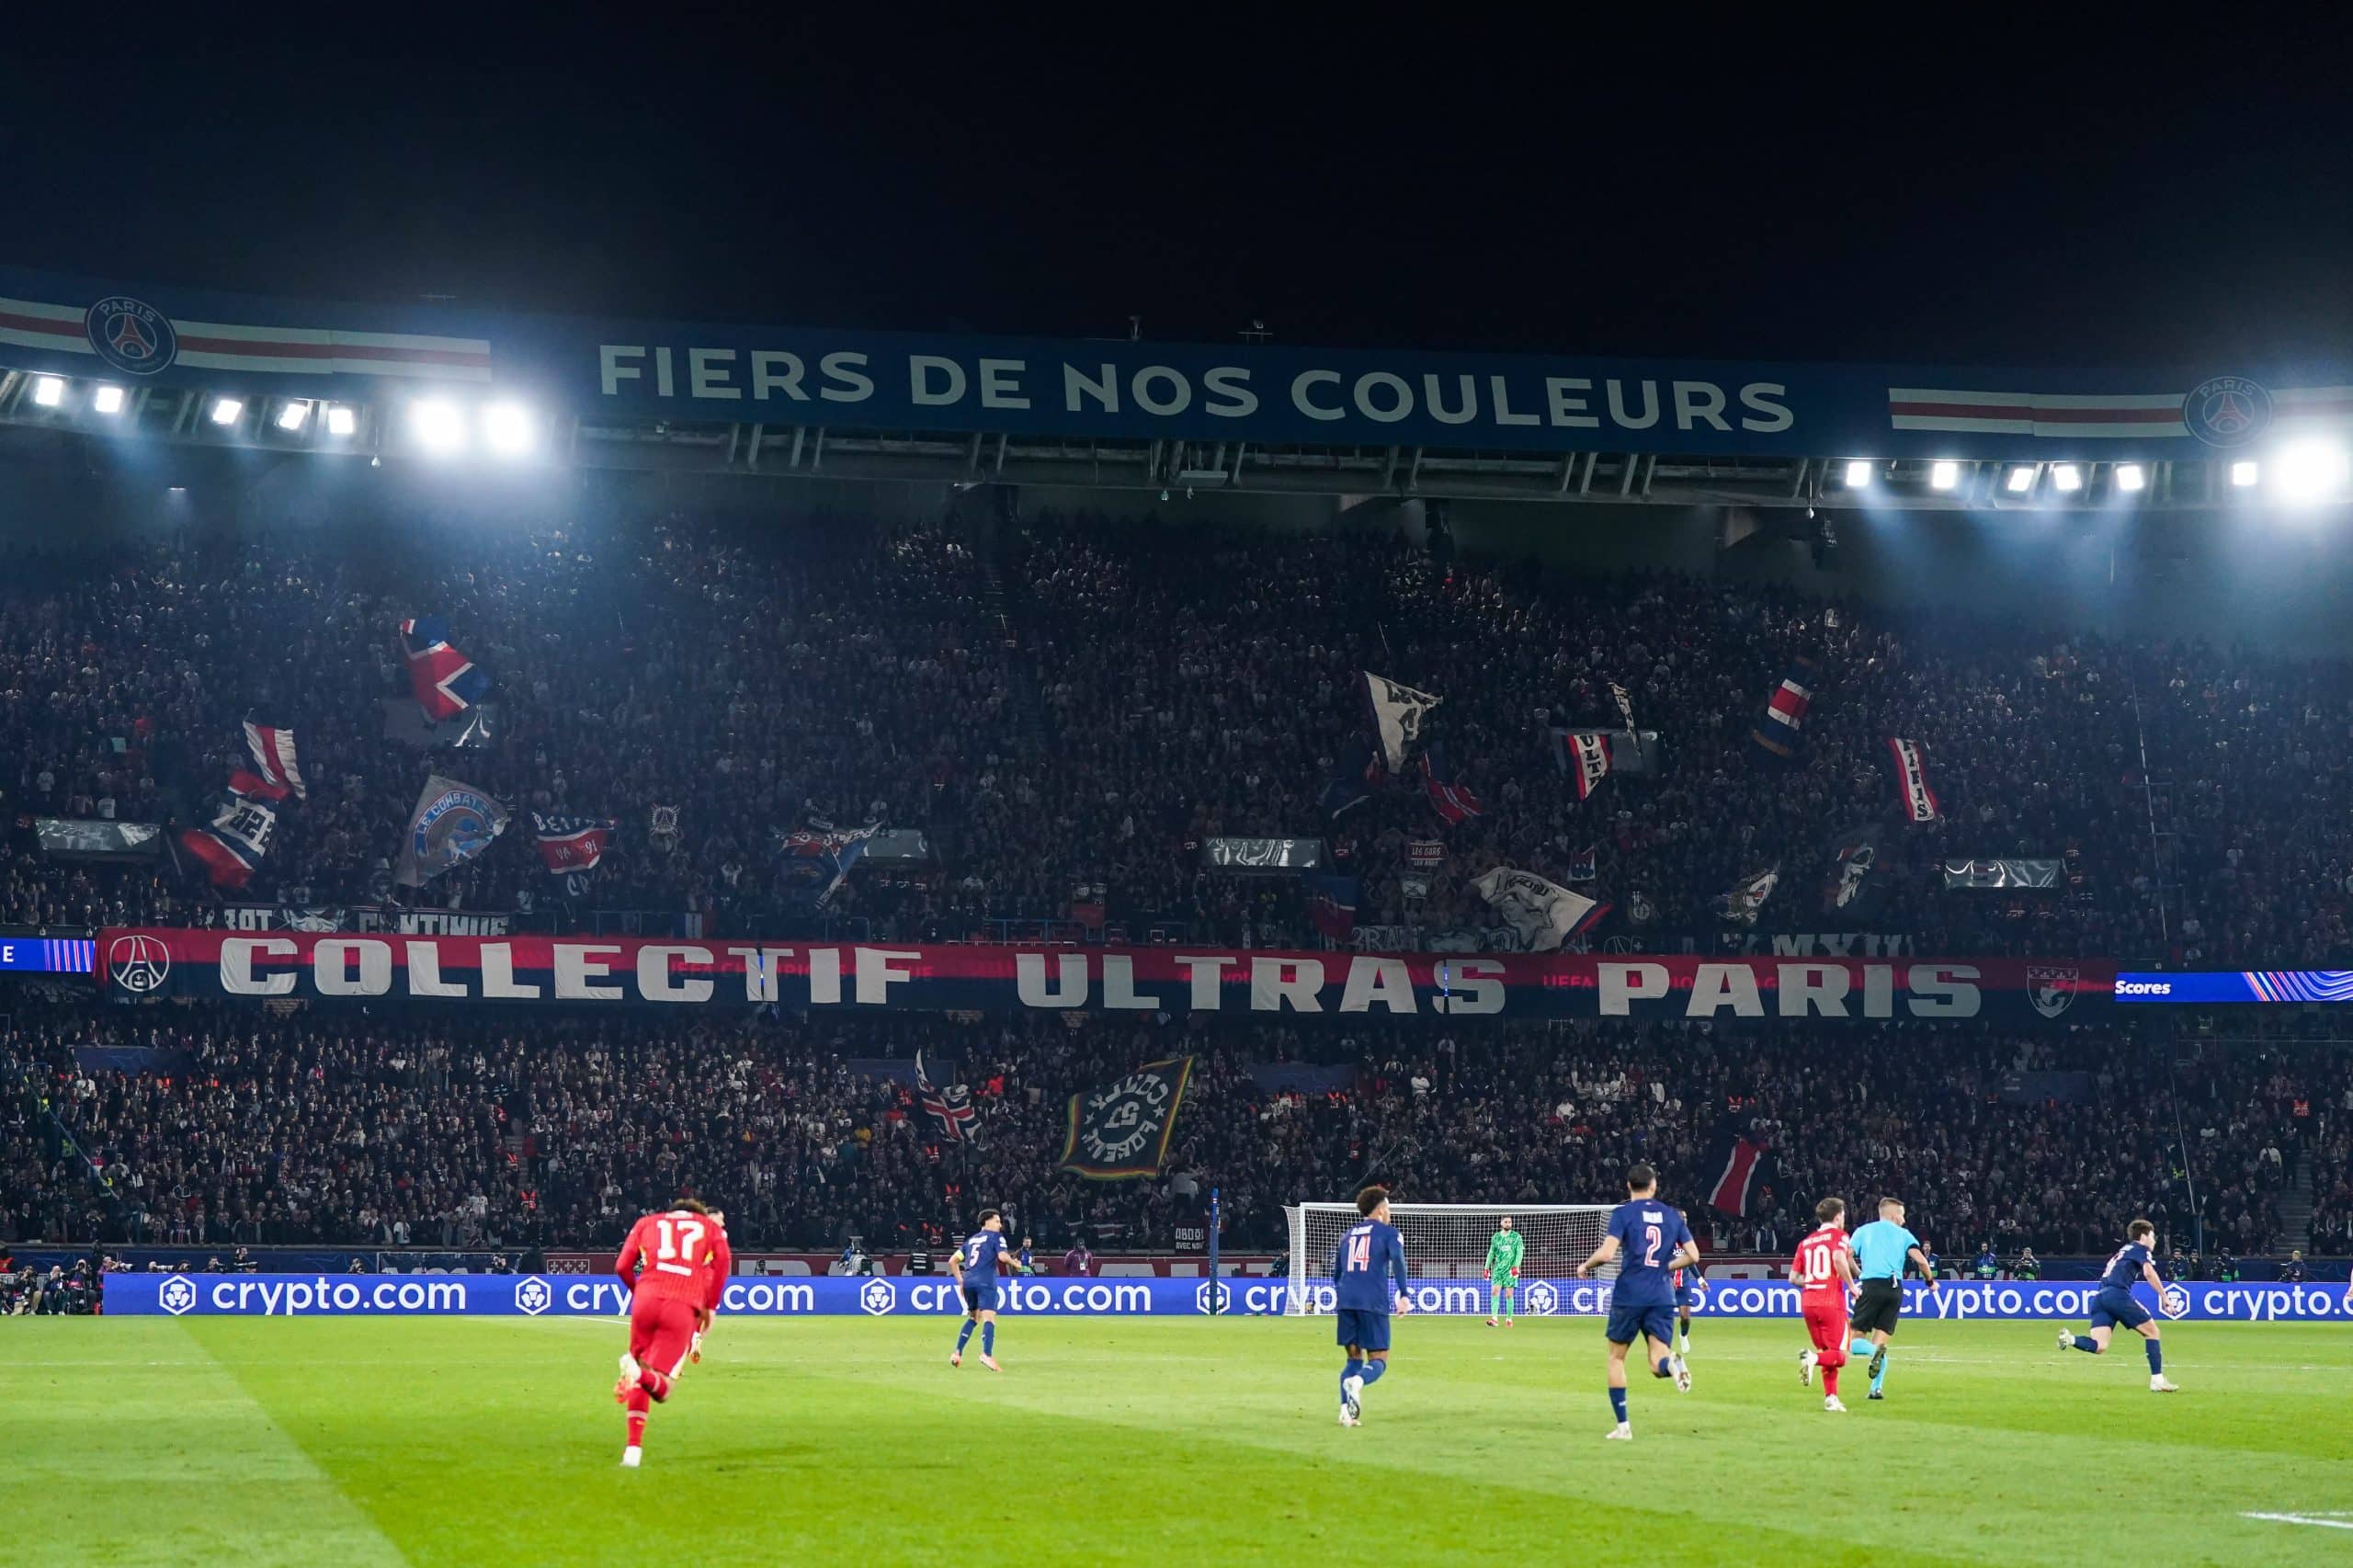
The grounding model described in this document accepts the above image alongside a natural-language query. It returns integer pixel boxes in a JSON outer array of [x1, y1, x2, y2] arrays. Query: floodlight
[[31, 376, 64, 407], [277, 400, 312, 432], [1843, 460, 1872, 488], [2052, 463, 2083, 494], [92, 384, 126, 415], [210, 397, 244, 426], [2004, 464, 2036, 494], [2115, 463, 2145, 493], [2274, 438, 2349, 501], [482, 401, 535, 455], [411, 399, 465, 452], [1929, 460, 1960, 491]]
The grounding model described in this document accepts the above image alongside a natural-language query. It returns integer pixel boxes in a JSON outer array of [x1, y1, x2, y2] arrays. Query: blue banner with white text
[[102, 1273, 2353, 1323]]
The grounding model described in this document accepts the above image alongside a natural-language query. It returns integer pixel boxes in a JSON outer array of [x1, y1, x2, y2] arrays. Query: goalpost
[[1282, 1202, 1616, 1316]]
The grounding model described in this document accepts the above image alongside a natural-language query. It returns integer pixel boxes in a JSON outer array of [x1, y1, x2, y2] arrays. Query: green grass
[[8, 1314, 2350, 1565]]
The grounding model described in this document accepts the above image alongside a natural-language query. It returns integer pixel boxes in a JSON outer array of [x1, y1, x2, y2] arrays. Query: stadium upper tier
[[1, 267, 2346, 508], [0, 506, 2341, 964]]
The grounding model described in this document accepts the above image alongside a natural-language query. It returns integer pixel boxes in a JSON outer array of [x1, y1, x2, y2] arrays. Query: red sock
[[625, 1387, 650, 1448], [1824, 1364, 1840, 1396], [638, 1369, 673, 1403]]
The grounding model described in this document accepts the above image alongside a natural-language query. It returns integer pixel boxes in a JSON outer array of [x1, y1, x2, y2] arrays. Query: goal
[[1282, 1202, 1615, 1316]]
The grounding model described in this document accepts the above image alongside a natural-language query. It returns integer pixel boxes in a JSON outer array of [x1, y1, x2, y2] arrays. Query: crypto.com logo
[[158, 1277, 197, 1316], [858, 1278, 896, 1315], [2158, 1283, 2192, 1321], [1194, 1280, 1233, 1314], [1521, 1280, 1561, 1316], [514, 1278, 552, 1316]]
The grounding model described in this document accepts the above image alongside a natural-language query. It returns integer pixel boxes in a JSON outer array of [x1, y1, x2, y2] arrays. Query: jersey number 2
[[1642, 1224, 1663, 1267]]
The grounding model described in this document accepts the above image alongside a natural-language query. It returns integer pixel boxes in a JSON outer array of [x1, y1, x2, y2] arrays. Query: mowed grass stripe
[[0, 1319, 410, 1568], [19, 1316, 2347, 1567]]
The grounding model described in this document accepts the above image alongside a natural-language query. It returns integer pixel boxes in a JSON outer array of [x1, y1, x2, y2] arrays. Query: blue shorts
[[1676, 1283, 1699, 1310], [2088, 1286, 2150, 1332], [1606, 1302, 1677, 1347], [961, 1283, 998, 1314], [1336, 1307, 1391, 1353]]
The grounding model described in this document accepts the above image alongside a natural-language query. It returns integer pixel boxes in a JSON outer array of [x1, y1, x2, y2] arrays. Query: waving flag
[[1304, 872, 1359, 941], [1750, 653, 1820, 760], [1554, 730, 1612, 800], [1705, 1131, 1775, 1217], [1419, 743, 1483, 824], [531, 813, 615, 874], [915, 1049, 977, 1145], [1364, 672, 1441, 772], [399, 617, 492, 722], [1885, 737, 1942, 823], [775, 818, 879, 907], [241, 722, 305, 801], [1713, 864, 1781, 926], [393, 775, 509, 887], [176, 790, 278, 889], [1822, 824, 1890, 917], [1568, 843, 1598, 883], [1058, 1058, 1196, 1180], [1471, 867, 1607, 952]]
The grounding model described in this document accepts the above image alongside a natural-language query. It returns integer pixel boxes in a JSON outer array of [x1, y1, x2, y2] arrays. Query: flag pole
[[1208, 1187, 1222, 1314]]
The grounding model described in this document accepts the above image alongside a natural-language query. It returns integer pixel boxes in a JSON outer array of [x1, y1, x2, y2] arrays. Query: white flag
[[1472, 867, 1605, 952], [1365, 672, 1441, 773]]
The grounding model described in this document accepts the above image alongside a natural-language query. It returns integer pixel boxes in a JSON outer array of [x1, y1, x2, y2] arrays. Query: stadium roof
[[1, 265, 2345, 511]]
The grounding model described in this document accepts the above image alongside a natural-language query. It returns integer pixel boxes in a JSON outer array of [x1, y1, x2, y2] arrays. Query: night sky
[[4, 33, 2350, 368]]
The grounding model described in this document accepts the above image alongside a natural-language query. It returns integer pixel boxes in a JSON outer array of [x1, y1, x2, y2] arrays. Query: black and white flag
[[1713, 864, 1781, 926], [1365, 672, 1441, 773], [1821, 824, 1889, 918], [1472, 867, 1608, 952]]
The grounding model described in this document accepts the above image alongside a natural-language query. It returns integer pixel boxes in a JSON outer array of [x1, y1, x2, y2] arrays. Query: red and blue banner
[[95, 928, 2120, 1024]]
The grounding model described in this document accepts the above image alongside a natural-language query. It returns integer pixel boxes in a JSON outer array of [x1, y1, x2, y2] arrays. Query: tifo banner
[[96, 928, 2119, 1022], [1944, 858, 2061, 890], [210, 904, 513, 937], [99, 1273, 2353, 1323], [33, 817, 164, 862], [1059, 1057, 1196, 1179]]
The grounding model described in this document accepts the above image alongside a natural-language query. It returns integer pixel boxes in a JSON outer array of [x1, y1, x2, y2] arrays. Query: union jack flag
[[399, 616, 492, 722], [915, 1050, 977, 1144]]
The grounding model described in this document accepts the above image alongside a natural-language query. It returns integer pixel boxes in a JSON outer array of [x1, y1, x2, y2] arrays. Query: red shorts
[[1801, 1296, 1848, 1361], [629, 1292, 700, 1380]]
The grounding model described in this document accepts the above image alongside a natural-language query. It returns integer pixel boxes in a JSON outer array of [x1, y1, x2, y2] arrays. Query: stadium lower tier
[[6, 1004, 2338, 1261]]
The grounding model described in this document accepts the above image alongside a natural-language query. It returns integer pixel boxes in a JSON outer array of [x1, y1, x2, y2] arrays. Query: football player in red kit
[[612, 1199, 732, 1467], [1792, 1197, 1857, 1413]]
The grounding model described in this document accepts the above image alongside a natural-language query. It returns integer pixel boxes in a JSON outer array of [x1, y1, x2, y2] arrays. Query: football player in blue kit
[[948, 1209, 1029, 1370], [1577, 1164, 1699, 1440], [1332, 1184, 1415, 1426], [2060, 1218, 2178, 1392]]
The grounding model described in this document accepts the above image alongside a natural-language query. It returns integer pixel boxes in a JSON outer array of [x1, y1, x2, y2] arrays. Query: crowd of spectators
[[3, 501, 2353, 959], [4, 1005, 2327, 1258]]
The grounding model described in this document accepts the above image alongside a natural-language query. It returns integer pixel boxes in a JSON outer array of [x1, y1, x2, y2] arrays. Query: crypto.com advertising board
[[105, 1274, 2353, 1323], [96, 929, 2116, 1024]]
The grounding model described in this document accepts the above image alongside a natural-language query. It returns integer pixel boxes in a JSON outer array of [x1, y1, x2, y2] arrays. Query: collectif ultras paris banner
[[103, 1273, 2353, 1323], [95, 929, 2119, 1022]]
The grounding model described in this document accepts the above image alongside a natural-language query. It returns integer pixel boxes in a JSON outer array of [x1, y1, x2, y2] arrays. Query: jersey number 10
[[1795, 1240, 1838, 1285]]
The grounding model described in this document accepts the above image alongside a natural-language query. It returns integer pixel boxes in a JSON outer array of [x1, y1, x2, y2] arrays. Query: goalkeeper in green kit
[[1484, 1216, 1523, 1327]]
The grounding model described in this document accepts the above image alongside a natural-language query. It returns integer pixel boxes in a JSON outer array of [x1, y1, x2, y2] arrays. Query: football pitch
[[11, 1315, 2350, 1566]]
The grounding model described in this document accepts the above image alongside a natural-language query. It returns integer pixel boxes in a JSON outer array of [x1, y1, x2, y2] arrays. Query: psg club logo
[[107, 933, 172, 994], [158, 1277, 197, 1316], [514, 1278, 551, 1316], [2024, 965, 2079, 1020], [1520, 1280, 1561, 1316], [2157, 1283, 2191, 1320], [1194, 1280, 1233, 1315], [84, 296, 178, 377], [2182, 376, 2273, 448], [858, 1278, 895, 1315]]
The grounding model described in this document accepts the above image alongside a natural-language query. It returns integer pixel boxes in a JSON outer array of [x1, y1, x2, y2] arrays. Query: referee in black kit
[[1846, 1196, 1938, 1401]]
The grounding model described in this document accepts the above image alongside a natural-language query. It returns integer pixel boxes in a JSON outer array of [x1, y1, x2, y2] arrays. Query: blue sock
[[955, 1320, 975, 1351], [981, 1322, 995, 1355], [2072, 1335, 2099, 1354], [1342, 1358, 1364, 1388], [1850, 1337, 1873, 1358], [1654, 1355, 1674, 1378], [1870, 1346, 1888, 1390], [2145, 1338, 2163, 1375], [1608, 1386, 1629, 1424], [1359, 1359, 1386, 1386]]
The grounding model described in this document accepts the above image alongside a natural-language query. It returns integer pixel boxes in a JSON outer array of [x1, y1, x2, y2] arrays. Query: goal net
[[1281, 1202, 1614, 1316]]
